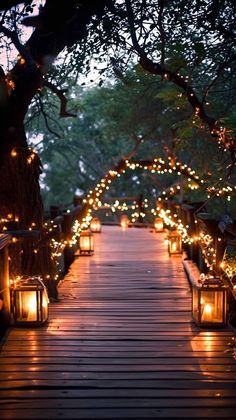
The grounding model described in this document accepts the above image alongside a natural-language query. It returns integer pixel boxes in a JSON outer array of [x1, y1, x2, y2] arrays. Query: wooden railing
[[23, 197, 236, 299], [48, 200, 87, 275], [162, 199, 236, 298]]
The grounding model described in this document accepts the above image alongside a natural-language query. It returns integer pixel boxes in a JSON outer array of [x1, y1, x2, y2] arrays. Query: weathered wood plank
[[0, 370, 236, 380], [1, 388, 236, 398], [1, 351, 233, 359], [0, 379, 236, 390], [5, 336, 233, 342], [1, 397, 236, 409], [0, 357, 234, 365], [1, 363, 236, 372], [0, 407, 235, 419]]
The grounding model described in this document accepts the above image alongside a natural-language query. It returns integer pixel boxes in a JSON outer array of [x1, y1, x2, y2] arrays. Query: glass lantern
[[168, 230, 182, 255], [192, 276, 228, 326], [90, 217, 102, 233], [79, 230, 94, 255], [120, 215, 130, 228], [12, 277, 49, 326], [154, 217, 164, 232]]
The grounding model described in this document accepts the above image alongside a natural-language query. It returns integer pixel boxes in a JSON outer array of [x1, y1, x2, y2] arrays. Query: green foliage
[[26, 65, 235, 219]]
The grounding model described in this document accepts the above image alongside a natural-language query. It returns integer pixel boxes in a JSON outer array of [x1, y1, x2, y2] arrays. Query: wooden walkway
[[0, 225, 236, 419]]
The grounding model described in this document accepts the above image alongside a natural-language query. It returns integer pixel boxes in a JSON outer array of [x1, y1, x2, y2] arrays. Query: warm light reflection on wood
[[191, 332, 215, 354]]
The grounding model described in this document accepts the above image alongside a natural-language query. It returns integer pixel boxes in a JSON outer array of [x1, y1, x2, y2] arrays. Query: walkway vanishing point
[[0, 226, 236, 419]]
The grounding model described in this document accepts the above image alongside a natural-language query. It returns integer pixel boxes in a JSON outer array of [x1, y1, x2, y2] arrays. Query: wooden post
[[61, 213, 72, 240], [73, 196, 84, 207], [214, 236, 227, 276], [0, 234, 12, 324], [137, 194, 144, 224], [61, 213, 75, 273], [50, 206, 60, 219]]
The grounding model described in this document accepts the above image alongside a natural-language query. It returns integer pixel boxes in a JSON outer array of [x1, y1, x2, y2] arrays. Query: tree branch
[[43, 79, 77, 118], [123, 134, 142, 160], [124, 0, 235, 172], [157, 0, 165, 67], [0, 23, 35, 67], [37, 95, 61, 139], [110, 57, 133, 86]]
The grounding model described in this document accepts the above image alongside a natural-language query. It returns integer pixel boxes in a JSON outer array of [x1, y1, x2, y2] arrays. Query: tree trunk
[[0, 128, 58, 299]]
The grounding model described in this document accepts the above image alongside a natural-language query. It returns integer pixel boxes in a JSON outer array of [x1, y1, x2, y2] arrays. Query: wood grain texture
[[0, 226, 236, 419]]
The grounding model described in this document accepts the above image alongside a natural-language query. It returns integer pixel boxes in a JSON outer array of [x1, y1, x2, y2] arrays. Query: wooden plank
[[5, 336, 233, 342], [1, 388, 236, 398], [0, 407, 235, 419], [1, 363, 236, 372], [0, 370, 236, 380], [0, 357, 234, 365], [1, 349, 233, 357], [1, 397, 236, 409], [0, 369, 236, 386], [0, 379, 236, 390]]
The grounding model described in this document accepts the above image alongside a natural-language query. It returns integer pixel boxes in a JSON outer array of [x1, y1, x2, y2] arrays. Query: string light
[[1, 153, 235, 287]]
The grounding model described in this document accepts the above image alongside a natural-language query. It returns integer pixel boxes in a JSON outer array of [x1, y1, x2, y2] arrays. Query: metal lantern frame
[[192, 277, 228, 327], [12, 276, 49, 326], [168, 230, 182, 255], [79, 230, 94, 255]]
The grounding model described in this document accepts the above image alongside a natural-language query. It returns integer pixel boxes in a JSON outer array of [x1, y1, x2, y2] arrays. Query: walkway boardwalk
[[0, 226, 236, 419]]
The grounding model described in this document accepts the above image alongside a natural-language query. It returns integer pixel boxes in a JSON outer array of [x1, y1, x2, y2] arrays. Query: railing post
[[2, 245, 10, 314], [73, 196, 84, 207], [61, 213, 75, 273], [0, 234, 12, 328], [50, 205, 60, 219]]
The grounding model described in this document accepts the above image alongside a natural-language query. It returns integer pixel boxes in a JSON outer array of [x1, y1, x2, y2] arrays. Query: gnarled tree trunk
[[0, 64, 58, 298]]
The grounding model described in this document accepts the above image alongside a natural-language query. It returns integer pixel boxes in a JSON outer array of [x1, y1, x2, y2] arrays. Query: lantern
[[12, 277, 49, 326], [168, 230, 182, 255], [120, 215, 130, 228], [192, 276, 228, 326], [90, 217, 102, 233], [79, 230, 94, 255], [154, 217, 164, 232]]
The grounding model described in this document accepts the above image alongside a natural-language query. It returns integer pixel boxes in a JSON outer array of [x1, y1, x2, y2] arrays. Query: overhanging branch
[[0, 23, 35, 67], [43, 80, 77, 118], [124, 0, 235, 170]]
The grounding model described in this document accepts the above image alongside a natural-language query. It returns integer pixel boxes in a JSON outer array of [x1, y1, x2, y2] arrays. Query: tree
[[26, 69, 172, 207], [27, 65, 235, 219], [0, 0, 112, 295]]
